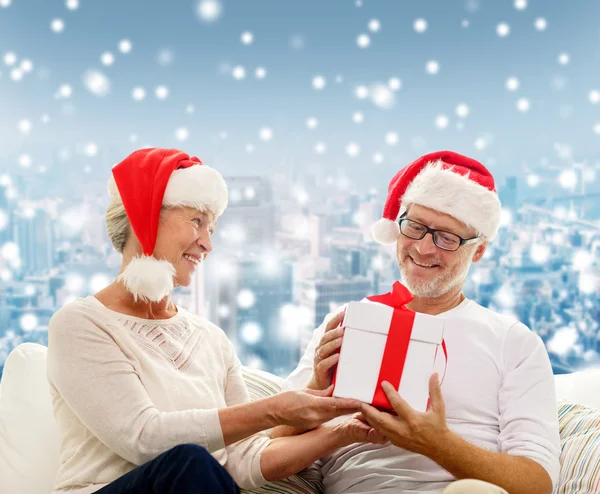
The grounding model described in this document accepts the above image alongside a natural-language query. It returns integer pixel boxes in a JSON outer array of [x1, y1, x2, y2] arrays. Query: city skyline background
[[1, 0, 599, 378]]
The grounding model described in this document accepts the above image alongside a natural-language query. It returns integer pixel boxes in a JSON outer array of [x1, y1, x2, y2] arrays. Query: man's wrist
[[425, 427, 460, 463]]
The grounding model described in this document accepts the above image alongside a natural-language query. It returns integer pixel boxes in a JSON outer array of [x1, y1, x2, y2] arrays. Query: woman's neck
[[94, 282, 178, 320]]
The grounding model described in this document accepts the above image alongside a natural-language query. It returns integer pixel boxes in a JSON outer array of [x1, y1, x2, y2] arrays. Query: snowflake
[[175, 127, 189, 141], [497, 23, 510, 37], [232, 66, 246, 80], [456, 103, 470, 118], [388, 77, 401, 91], [516, 98, 530, 112], [131, 87, 146, 101], [506, 77, 519, 91], [414, 18, 427, 33], [155, 85, 169, 99], [385, 131, 399, 146], [118, 39, 133, 54], [435, 115, 449, 129], [368, 19, 381, 32], [241, 31, 254, 45], [345, 142, 360, 157], [196, 0, 222, 22], [83, 70, 110, 97], [514, 0, 527, 10], [259, 127, 273, 141], [312, 75, 326, 90], [84, 142, 98, 157], [51, 19, 65, 33], [101, 52, 114, 66], [357, 34, 370, 48], [370, 84, 395, 109], [237, 289, 256, 309], [426, 60, 439, 75], [534, 18, 547, 31], [255, 67, 266, 79], [355, 85, 369, 99], [305, 117, 319, 129]]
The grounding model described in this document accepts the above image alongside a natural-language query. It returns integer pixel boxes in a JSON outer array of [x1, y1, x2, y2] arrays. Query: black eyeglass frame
[[398, 213, 481, 252]]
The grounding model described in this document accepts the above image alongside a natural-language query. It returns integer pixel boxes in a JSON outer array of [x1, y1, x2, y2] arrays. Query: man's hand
[[307, 311, 345, 390], [360, 374, 451, 458]]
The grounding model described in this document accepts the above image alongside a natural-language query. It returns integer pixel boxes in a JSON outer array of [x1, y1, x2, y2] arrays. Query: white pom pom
[[117, 255, 175, 302], [371, 218, 400, 245]]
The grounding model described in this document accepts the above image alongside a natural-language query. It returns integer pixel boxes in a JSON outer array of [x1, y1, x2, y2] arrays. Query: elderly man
[[281, 151, 560, 494]]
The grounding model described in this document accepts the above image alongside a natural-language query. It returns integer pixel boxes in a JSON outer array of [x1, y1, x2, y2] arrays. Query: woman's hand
[[332, 412, 389, 447], [271, 386, 361, 430], [308, 311, 345, 390]]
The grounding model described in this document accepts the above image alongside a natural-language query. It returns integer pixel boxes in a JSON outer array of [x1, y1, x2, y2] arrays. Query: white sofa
[[0, 343, 599, 494]]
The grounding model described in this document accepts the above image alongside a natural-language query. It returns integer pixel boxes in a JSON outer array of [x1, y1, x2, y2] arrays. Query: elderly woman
[[47, 148, 384, 494]]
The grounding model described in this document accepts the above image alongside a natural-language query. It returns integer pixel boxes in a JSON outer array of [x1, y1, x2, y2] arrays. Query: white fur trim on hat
[[163, 165, 228, 217], [402, 160, 501, 240], [372, 218, 400, 245], [117, 255, 175, 303]]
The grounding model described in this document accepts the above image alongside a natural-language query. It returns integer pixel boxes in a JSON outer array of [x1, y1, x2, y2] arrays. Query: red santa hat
[[371, 150, 501, 245], [107, 148, 228, 302]]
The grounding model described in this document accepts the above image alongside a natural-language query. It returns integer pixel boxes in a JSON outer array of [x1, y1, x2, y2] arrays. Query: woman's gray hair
[[105, 195, 170, 254]]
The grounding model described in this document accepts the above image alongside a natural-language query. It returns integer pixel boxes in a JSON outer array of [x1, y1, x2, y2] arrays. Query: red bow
[[366, 281, 414, 308]]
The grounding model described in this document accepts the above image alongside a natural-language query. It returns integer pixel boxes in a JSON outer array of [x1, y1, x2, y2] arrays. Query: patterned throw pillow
[[557, 400, 600, 493], [241, 368, 324, 494]]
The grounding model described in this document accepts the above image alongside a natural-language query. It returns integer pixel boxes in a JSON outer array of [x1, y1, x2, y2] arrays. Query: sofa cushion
[[0, 342, 61, 494], [0, 344, 322, 494], [241, 367, 323, 494], [556, 400, 600, 494], [555, 369, 600, 410]]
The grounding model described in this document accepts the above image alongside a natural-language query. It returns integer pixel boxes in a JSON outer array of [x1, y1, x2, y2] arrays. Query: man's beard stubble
[[397, 246, 473, 298]]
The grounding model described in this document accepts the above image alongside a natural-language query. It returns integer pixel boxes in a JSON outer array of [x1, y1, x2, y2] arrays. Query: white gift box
[[333, 301, 445, 412]]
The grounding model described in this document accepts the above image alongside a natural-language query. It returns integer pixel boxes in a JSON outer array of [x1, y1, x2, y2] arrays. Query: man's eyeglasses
[[398, 214, 481, 252]]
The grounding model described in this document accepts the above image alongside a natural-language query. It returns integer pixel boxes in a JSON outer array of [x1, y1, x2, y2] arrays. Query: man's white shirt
[[281, 297, 560, 494]]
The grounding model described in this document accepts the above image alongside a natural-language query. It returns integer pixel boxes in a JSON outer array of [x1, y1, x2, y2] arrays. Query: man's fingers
[[360, 403, 398, 434], [319, 327, 344, 347], [324, 311, 345, 333], [317, 337, 343, 360], [315, 353, 340, 375], [381, 382, 415, 420], [428, 373, 445, 414]]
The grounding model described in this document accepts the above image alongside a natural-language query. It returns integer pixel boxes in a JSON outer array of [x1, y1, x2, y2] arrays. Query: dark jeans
[[96, 444, 240, 494]]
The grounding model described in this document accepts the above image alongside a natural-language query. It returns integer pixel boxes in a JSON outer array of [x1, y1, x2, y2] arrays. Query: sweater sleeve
[[497, 322, 561, 489], [47, 306, 226, 467], [218, 337, 270, 489]]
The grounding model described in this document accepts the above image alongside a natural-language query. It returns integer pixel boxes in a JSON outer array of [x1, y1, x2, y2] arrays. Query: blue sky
[[1, 0, 600, 191]]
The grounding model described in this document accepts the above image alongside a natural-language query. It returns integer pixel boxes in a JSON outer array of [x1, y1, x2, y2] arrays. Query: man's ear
[[472, 240, 488, 263]]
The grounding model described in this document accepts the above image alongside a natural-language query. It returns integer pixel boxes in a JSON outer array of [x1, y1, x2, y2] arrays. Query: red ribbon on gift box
[[333, 281, 448, 410], [366, 282, 417, 409]]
